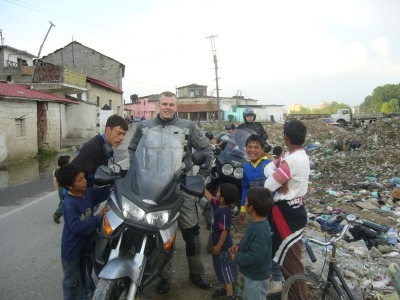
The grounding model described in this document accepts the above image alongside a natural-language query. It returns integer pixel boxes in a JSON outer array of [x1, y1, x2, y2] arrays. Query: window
[[190, 89, 204, 97], [109, 100, 112, 109], [17, 58, 28, 66], [97, 96, 100, 107], [232, 107, 237, 112], [15, 118, 26, 137]]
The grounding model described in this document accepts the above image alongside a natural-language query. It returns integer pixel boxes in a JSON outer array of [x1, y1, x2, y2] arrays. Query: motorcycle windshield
[[223, 129, 254, 158], [128, 130, 183, 204]]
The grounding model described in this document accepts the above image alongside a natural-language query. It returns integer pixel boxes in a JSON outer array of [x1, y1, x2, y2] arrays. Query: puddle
[[0, 151, 76, 189]]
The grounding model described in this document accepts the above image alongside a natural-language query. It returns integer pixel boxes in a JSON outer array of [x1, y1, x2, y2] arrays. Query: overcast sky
[[1, 0, 400, 107]]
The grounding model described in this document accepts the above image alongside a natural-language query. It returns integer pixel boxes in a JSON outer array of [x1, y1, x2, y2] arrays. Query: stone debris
[[265, 117, 400, 299]]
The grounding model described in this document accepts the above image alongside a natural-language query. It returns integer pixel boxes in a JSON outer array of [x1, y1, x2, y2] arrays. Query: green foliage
[[381, 99, 400, 114], [295, 102, 350, 114], [227, 114, 235, 122], [360, 83, 400, 113], [37, 146, 57, 157]]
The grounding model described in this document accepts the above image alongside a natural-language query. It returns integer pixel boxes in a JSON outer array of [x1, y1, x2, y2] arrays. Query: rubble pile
[[266, 117, 400, 299]]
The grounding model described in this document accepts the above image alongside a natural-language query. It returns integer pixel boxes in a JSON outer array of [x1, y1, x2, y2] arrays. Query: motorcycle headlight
[[121, 196, 170, 228], [146, 211, 170, 227], [122, 196, 145, 221], [222, 164, 233, 176], [233, 167, 243, 179]]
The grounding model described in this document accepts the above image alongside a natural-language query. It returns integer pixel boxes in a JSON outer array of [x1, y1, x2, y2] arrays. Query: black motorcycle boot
[[156, 278, 171, 294], [189, 274, 212, 289]]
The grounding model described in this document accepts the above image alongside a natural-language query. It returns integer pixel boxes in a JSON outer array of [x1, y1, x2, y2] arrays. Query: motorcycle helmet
[[225, 123, 235, 131], [205, 131, 214, 140], [243, 107, 256, 121]]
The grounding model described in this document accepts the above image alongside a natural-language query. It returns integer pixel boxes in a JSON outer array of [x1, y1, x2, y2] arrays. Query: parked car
[[133, 116, 141, 122]]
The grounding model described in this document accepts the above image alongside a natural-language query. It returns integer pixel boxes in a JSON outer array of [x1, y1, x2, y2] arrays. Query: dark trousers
[[62, 257, 94, 300], [281, 240, 307, 299]]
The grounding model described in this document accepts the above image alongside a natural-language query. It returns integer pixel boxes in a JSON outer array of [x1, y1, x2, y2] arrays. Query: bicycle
[[281, 214, 357, 300]]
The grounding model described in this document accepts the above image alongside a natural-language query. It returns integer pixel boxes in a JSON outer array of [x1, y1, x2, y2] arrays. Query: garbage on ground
[[263, 117, 400, 299]]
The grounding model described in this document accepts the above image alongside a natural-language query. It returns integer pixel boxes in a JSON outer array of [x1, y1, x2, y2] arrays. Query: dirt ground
[[139, 210, 247, 300], [137, 117, 400, 299]]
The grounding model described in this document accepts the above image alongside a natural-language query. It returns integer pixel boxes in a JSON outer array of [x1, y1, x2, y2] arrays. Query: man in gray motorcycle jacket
[[128, 91, 214, 294]]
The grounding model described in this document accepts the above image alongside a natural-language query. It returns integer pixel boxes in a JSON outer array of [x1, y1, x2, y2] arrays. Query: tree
[[381, 98, 400, 114], [360, 83, 400, 112]]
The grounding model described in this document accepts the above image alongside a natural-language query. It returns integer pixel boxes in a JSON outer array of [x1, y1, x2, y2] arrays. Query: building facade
[[0, 82, 76, 163], [40, 41, 125, 115]]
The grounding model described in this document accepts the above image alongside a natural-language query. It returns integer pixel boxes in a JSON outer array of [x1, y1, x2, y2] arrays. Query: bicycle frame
[[306, 214, 358, 300], [327, 262, 355, 300]]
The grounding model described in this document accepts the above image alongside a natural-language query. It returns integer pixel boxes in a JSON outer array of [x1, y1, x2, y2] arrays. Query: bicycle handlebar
[[305, 214, 356, 249], [304, 240, 317, 262]]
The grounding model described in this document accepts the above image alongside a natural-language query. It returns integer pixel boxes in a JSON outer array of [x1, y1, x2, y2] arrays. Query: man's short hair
[[246, 134, 265, 148], [219, 183, 240, 205], [247, 186, 274, 217], [106, 114, 128, 131], [284, 120, 307, 146], [57, 163, 83, 189], [160, 91, 177, 99]]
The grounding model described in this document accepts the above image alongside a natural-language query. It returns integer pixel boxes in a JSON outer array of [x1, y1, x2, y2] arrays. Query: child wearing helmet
[[237, 108, 269, 141]]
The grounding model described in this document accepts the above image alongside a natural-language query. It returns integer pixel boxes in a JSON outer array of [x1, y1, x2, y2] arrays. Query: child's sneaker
[[212, 288, 226, 299], [269, 280, 282, 294]]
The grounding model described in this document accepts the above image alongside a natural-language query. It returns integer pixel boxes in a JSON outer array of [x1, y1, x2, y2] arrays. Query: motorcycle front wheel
[[92, 277, 133, 300]]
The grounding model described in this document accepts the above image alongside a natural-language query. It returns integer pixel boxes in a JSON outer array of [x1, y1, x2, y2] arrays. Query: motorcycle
[[91, 131, 207, 300], [203, 128, 254, 218]]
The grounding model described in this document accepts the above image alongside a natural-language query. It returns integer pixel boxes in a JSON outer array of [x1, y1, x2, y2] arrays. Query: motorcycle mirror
[[103, 144, 114, 159], [221, 135, 229, 142], [191, 150, 207, 166]]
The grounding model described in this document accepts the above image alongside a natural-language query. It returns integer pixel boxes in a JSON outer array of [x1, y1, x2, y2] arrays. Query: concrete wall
[[0, 47, 35, 83], [99, 110, 114, 134], [44, 102, 62, 150], [41, 42, 123, 90], [86, 82, 122, 115], [60, 104, 67, 139], [224, 106, 285, 123], [1, 48, 34, 67], [254, 106, 285, 123], [0, 100, 38, 162], [177, 85, 207, 98], [65, 102, 98, 138]]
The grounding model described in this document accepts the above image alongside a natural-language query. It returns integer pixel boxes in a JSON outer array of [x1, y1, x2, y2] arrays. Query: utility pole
[[206, 35, 222, 131], [32, 21, 55, 84], [0, 30, 4, 46]]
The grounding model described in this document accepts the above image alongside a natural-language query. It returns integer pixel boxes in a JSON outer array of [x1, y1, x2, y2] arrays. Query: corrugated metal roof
[[0, 82, 77, 103]]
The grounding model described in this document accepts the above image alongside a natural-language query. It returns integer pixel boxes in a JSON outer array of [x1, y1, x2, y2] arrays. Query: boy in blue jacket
[[230, 186, 274, 300], [239, 135, 272, 224], [57, 163, 111, 300]]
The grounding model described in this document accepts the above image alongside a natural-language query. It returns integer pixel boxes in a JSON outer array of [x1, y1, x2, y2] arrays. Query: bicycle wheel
[[281, 273, 339, 300]]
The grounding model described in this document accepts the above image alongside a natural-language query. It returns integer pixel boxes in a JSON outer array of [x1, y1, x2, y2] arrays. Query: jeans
[[242, 276, 269, 300], [62, 258, 94, 300], [62, 259, 83, 300]]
